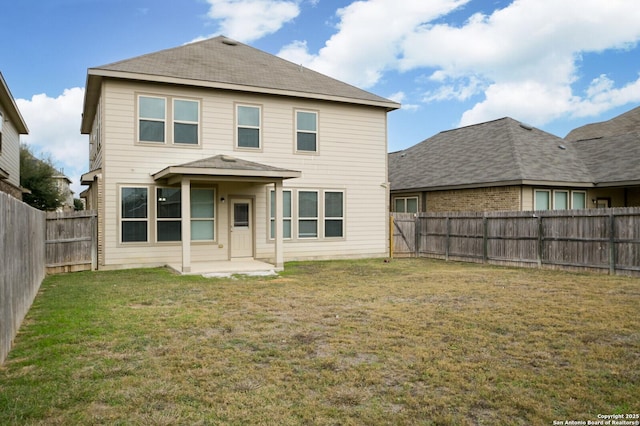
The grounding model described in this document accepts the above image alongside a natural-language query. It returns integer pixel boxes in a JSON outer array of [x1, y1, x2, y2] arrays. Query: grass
[[1, 258, 639, 425]]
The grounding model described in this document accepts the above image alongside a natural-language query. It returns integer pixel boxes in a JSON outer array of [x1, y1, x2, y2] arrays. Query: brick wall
[[0, 179, 22, 200], [427, 185, 521, 212]]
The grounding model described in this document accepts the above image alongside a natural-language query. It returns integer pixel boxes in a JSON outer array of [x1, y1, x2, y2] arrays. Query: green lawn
[[1, 259, 638, 425]]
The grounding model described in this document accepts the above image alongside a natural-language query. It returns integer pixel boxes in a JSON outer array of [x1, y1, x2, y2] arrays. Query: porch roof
[[152, 154, 301, 183]]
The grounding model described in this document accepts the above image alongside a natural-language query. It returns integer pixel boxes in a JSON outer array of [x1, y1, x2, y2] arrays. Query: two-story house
[[80, 36, 399, 273], [0, 72, 29, 200]]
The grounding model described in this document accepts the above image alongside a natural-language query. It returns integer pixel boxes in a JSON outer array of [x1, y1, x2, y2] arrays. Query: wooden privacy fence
[[1, 192, 46, 364], [46, 210, 97, 274], [391, 207, 640, 276]]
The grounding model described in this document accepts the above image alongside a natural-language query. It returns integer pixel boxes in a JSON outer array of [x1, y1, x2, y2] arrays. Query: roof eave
[[392, 179, 595, 193], [0, 72, 29, 134], [152, 166, 302, 182], [87, 68, 401, 111]]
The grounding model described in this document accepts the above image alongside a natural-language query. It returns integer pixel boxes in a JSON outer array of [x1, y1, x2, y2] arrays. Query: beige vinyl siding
[[99, 80, 389, 268], [0, 107, 21, 188]]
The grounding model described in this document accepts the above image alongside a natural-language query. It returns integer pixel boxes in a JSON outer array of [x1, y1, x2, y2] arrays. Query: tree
[[20, 144, 63, 211], [73, 198, 85, 211]]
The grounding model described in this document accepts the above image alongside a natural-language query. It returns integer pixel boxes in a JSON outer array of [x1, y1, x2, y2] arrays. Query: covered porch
[[153, 154, 301, 274]]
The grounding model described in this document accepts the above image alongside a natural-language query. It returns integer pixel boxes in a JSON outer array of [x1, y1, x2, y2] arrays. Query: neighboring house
[[564, 106, 640, 208], [52, 169, 74, 211], [0, 72, 28, 200], [80, 36, 399, 272], [389, 113, 640, 213]]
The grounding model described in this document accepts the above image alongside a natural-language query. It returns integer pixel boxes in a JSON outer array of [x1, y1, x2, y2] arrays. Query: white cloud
[[278, 0, 469, 88], [16, 88, 88, 197], [387, 91, 419, 111], [277, 0, 640, 129], [398, 0, 640, 125], [202, 0, 300, 42]]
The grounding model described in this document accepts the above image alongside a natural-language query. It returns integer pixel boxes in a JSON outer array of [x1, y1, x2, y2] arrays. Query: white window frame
[[236, 104, 262, 150], [156, 187, 182, 242], [298, 190, 319, 239], [534, 190, 551, 211], [120, 186, 149, 244], [295, 109, 318, 153], [172, 98, 200, 145], [553, 190, 569, 210], [138, 95, 166, 144], [571, 191, 587, 210], [137, 94, 201, 146], [394, 197, 419, 213], [323, 190, 344, 238], [269, 189, 292, 240], [190, 187, 216, 242]]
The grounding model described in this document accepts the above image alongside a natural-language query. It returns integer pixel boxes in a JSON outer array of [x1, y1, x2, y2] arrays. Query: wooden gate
[[46, 211, 97, 274], [391, 213, 417, 257]]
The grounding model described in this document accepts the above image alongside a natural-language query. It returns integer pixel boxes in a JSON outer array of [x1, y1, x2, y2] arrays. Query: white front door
[[230, 198, 253, 258]]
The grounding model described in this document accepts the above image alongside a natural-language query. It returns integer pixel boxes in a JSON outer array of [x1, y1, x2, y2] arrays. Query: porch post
[[274, 180, 284, 269], [181, 177, 191, 273]]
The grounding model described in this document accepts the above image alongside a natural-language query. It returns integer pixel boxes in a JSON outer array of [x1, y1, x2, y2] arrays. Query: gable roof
[[565, 105, 640, 141], [389, 117, 593, 192], [0, 72, 28, 134], [81, 36, 399, 133]]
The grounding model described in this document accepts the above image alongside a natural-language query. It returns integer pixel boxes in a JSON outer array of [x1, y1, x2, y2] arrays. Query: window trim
[[136, 94, 201, 147], [298, 190, 319, 239], [534, 189, 551, 211], [120, 186, 150, 244], [138, 95, 167, 144], [172, 98, 200, 145], [235, 103, 262, 151], [323, 190, 344, 238], [269, 189, 292, 240], [295, 109, 319, 154], [571, 191, 587, 210], [156, 187, 182, 243], [394, 196, 419, 213], [190, 187, 216, 242], [553, 190, 569, 210]]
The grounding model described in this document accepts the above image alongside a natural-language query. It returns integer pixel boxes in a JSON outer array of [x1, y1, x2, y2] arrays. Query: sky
[[2, 0, 640, 197]]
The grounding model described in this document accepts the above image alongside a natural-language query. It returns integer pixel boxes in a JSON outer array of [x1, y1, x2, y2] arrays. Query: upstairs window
[[173, 99, 199, 145], [138, 95, 200, 145], [139, 96, 166, 143], [237, 105, 261, 149], [296, 110, 318, 152]]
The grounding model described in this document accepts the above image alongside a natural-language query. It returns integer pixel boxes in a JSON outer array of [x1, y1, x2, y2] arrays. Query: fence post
[[537, 214, 543, 268], [414, 214, 420, 258], [609, 211, 616, 275], [389, 215, 394, 259], [482, 215, 488, 263], [445, 215, 450, 261]]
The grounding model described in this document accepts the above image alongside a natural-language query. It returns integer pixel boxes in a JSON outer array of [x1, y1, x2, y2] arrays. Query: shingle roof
[[573, 132, 640, 185], [81, 36, 398, 133], [389, 118, 593, 192], [565, 105, 640, 141], [152, 154, 301, 181]]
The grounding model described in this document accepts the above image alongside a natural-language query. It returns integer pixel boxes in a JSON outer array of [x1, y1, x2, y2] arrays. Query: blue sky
[[2, 0, 640, 196]]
